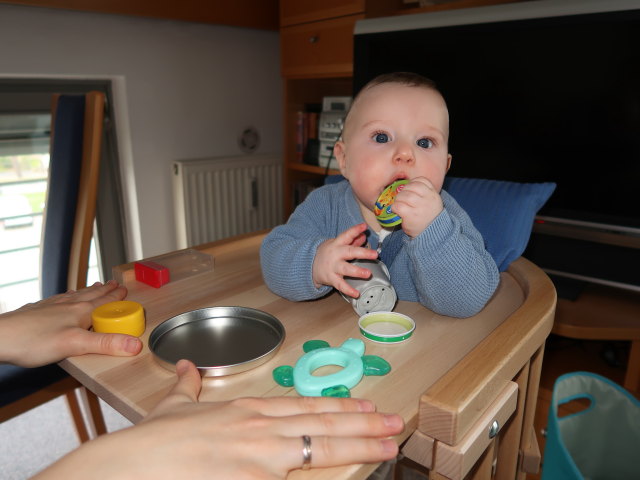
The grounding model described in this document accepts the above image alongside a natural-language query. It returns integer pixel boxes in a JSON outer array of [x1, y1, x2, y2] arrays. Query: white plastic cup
[[343, 259, 397, 315]]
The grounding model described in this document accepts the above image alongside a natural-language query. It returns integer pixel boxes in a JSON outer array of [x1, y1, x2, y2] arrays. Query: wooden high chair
[[401, 256, 557, 480]]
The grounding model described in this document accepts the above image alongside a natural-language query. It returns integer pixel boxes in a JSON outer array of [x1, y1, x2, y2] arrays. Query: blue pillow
[[443, 177, 556, 271]]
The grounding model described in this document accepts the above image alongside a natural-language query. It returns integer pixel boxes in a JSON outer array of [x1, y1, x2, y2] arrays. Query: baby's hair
[[359, 72, 438, 94], [340, 72, 442, 141]]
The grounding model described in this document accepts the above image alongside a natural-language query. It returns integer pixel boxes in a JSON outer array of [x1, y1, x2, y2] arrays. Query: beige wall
[[0, 3, 282, 258]]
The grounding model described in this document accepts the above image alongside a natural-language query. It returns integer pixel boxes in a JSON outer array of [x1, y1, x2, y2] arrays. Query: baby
[[261, 72, 499, 317]]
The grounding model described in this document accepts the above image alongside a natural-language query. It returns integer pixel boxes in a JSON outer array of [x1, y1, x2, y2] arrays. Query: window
[[0, 80, 127, 313], [0, 113, 101, 312]]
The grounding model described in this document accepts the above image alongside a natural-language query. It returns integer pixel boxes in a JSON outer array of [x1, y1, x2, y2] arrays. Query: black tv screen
[[354, 0, 640, 292]]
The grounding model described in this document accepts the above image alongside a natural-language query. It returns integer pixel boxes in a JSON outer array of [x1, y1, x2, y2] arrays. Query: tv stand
[[548, 274, 586, 301], [552, 282, 640, 393]]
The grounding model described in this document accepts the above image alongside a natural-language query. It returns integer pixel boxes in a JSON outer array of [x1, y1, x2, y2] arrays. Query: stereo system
[[317, 96, 352, 170]]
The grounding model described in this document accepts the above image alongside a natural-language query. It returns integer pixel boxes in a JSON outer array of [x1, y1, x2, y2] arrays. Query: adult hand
[[312, 223, 378, 298], [0, 281, 142, 367], [36, 360, 404, 480], [391, 176, 444, 238]]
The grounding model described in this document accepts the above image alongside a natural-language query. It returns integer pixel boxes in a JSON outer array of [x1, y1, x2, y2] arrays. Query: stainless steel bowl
[[149, 306, 285, 377]]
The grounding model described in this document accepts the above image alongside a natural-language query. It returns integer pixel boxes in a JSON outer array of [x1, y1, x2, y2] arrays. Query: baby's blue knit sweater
[[260, 181, 499, 318]]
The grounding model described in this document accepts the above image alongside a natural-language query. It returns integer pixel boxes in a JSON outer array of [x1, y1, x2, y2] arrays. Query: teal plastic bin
[[542, 371, 640, 479]]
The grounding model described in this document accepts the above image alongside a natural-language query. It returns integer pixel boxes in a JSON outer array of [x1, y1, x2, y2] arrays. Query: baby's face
[[335, 83, 451, 218]]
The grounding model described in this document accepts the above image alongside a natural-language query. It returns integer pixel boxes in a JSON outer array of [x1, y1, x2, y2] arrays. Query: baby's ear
[[334, 140, 348, 177], [446, 153, 452, 172]]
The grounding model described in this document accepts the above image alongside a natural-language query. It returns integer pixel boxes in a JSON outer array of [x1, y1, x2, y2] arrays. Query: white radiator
[[173, 154, 282, 248]]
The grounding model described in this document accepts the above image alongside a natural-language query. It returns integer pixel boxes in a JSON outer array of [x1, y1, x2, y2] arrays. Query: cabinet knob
[[488, 420, 500, 438], [308, 35, 319, 44]]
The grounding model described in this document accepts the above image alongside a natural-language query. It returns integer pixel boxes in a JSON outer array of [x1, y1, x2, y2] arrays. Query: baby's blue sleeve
[[409, 207, 499, 317], [260, 191, 333, 301], [391, 192, 500, 317]]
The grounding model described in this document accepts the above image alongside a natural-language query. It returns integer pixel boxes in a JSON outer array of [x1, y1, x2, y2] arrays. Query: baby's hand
[[312, 223, 378, 298], [392, 177, 444, 238]]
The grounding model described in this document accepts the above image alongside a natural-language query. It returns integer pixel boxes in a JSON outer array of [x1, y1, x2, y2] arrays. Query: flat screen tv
[[354, 0, 640, 295]]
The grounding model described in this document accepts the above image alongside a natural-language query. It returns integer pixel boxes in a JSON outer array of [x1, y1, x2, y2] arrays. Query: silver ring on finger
[[301, 435, 312, 470]]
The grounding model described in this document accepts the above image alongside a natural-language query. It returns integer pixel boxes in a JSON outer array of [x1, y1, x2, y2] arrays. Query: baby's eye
[[374, 132, 389, 143], [417, 138, 433, 149]]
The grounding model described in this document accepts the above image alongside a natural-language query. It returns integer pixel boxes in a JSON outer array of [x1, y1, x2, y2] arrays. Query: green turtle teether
[[272, 338, 391, 397]]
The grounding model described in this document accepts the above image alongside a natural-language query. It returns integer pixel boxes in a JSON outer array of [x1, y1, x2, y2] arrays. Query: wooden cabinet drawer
[[281, 15, 363, 78], [434, 381, 518, 480], [280, 0, 365, 27]]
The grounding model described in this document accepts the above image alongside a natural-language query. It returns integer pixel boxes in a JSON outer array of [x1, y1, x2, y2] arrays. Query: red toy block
[[134, 261, 170, 288]]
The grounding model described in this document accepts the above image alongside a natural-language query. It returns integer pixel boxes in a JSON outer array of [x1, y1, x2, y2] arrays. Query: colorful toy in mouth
[[374, 179, 408, 227], [272, 339, 391, 397]]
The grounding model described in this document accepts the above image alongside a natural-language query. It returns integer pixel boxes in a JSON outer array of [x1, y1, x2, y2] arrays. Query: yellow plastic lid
[[92, 300, 145, 337]]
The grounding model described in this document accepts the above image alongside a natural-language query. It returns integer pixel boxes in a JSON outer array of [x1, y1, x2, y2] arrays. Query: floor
[[0, 396, 131, 480]]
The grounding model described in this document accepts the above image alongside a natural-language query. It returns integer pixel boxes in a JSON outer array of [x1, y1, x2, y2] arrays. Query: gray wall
[[0, 4, 282, 258]]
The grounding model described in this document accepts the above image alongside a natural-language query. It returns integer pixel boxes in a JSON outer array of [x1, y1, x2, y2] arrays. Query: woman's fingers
[[168, 359, 202, 403], [68, 330, 142, 357], [278, 435, 399, 471], [74, 281, 127, 305], [275, 411, 404, 439], [213, 396, 403, 443], [232, 396, 377, 417], [145, 360, 202, 420], [46, 281, 127, 307]]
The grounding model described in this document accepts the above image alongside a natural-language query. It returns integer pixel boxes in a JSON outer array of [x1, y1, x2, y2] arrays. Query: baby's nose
[[393, 144, 415, 164]]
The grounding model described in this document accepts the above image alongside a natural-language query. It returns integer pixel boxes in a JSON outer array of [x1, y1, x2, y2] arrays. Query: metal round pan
[[149, 306, 285, 377]]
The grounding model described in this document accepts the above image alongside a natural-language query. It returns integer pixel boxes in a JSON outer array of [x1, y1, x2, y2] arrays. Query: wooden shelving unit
[[279, 0, 364, 215]]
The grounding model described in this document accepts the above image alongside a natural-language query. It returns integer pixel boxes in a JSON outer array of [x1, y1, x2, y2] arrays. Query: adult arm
[[34, 360, 403, 480], [0, 281, 142, 367]]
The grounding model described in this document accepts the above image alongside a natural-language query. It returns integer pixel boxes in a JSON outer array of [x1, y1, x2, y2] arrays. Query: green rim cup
[[358, 312, 415, 344]]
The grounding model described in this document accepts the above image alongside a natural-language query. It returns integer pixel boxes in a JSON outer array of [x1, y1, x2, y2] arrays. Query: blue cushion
[[443, 177, 556, 271], [325, 174, 555, 272], [0, 363, 69, 406], [41, 95, 86, 298]]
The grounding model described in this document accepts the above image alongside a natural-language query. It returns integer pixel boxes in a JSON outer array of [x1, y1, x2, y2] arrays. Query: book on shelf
[[295, 104, 321, 164]]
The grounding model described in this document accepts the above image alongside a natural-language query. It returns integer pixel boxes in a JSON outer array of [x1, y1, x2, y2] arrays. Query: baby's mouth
[[382, 176, 408, 192]]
